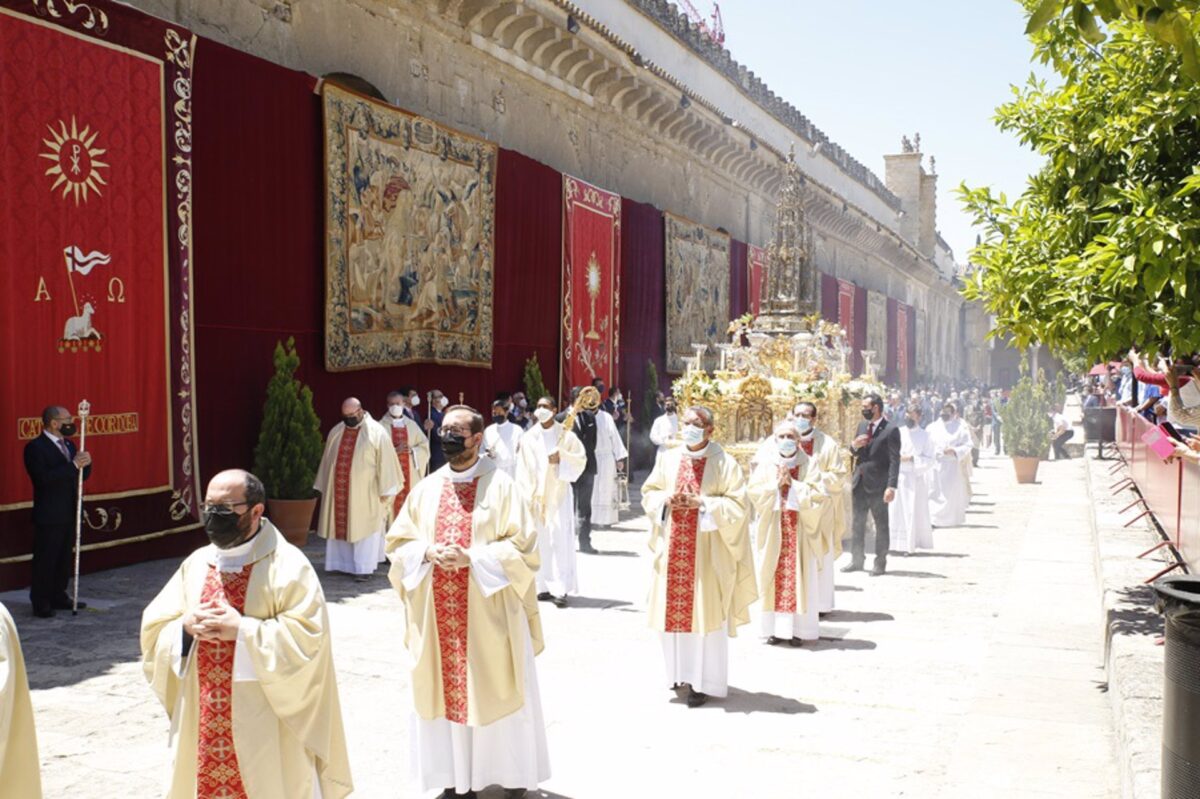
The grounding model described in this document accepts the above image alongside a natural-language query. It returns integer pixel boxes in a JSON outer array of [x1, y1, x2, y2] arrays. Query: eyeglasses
[[201, 501, 249, 514]]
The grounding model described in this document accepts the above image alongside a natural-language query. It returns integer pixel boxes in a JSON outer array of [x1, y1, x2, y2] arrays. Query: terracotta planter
[[1012, 455, 1041, 484], [267, 497, 317, 548]]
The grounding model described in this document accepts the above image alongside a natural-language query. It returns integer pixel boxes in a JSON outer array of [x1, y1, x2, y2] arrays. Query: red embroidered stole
[[332, 427, 361, 541], [665, 456, 706, 633], [432, 477, 478, 724], [195, 565, 251, 799], [800, 438, 814, 457], [774, 465, 802, 614], [391, 423, 412, 517]]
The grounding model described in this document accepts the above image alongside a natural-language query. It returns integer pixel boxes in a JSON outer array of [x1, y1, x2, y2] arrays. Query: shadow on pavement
[[1109, 584, 1163, 638], [808, 636, 877, 652], [892, 551, 968, 559], [557, 596, 632, 610], [821, 610, 894, 623], [882, 570, 947, 579], [583, 549, 639, 558], [834, 585, 863, 592], [670, 686, 817, 715]]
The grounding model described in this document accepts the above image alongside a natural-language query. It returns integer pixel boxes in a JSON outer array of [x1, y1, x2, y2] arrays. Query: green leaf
[[1027, 0, 1064, 34], [1074, 2, 1107, 43], [1144, 261, 1171, 297]]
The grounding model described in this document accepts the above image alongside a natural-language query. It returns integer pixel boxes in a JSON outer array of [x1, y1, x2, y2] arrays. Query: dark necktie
[[59, 439, 72, 462]]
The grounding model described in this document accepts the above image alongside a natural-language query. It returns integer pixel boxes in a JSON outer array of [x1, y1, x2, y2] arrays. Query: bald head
[[203, 468, 266, 546], [341, 397, 362, 414]]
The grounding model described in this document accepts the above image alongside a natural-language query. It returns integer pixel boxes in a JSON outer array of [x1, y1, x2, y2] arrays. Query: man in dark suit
[[845, 393, 900, 576], [23, 405, 92, 617], [559, 386, 599, 553]]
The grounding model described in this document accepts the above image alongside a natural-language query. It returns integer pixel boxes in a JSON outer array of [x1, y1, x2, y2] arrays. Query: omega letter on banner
[[0, 0, 200, 578], [561, 175, 621, 397]]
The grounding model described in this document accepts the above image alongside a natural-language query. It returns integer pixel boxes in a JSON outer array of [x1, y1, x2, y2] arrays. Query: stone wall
[[123, 0, 971, 380]]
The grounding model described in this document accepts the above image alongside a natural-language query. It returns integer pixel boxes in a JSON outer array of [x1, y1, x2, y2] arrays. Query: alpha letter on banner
[[562, 175, 621, 397]]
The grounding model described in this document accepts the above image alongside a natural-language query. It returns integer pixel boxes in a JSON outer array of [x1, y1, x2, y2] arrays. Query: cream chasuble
[[140, 521, 352, 799], [516, 422, 586, 597], [386, 458, 543, 727], [389, 414, 430, 520], [641, 442, 755, 637], [314, 414, 403, 544], [748, 451, 823, 640], [0, 601, 42, 799]]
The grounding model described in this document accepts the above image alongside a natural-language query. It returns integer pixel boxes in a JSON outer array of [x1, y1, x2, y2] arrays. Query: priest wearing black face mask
[[23, 405, 93, 617], [846, 393, 901, 576], [140, 469, 353, 797]]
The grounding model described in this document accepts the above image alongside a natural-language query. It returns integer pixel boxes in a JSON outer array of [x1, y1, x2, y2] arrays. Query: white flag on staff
[[64, 246, 111, 275]]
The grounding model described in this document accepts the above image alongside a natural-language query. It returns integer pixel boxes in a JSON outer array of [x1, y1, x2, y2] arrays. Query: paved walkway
[[5, 450, 1117, 798]]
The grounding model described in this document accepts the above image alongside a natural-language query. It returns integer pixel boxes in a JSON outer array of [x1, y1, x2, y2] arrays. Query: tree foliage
[[1001, 373, 1054, 458], [253, 337, 323, 500], [961, 2, 1200, 359], [523, 352, 550, 405]]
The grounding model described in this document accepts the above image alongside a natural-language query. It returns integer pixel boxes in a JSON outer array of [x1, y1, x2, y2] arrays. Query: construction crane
[[678, 1, 725, 46]]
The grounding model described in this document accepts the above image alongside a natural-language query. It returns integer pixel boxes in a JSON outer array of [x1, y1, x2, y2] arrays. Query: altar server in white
[[649, 398, 680, 456], [591, 406, 629, 526], [483, 399, 522, 479], [927, 402, 974, 528], [889, 405, 935, 552], [518, 397, 587, 607]]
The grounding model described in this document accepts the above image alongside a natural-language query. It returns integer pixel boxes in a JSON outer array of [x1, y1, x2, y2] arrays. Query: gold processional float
[[670, 147, 885, 471]]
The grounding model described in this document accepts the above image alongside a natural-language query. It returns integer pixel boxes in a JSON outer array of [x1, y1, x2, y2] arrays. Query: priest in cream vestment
[[749, 420, 826, 645], [793, 402, 850, 615], [641, 406, 756, 708], [141, 469, 352, 799], [518, 397, 587, 606], [385, 391, 431, 521], [0, 601, 41, 799], [314, 397, 403, 577], [386, 405, 549, 798]]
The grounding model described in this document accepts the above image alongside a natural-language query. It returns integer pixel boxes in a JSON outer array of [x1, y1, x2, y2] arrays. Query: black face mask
[[440, 429, 468, 457], [59, 423, 77, 437], [906, 418, 917, 428], [343, 415, 361, 428], [493, 414, 507, 424], [202, 506, 252, 549], [862, 409, 875, 421], [941, 413, 953, 421]]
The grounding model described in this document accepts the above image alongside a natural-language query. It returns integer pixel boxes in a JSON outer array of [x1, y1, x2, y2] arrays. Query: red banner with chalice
[[561, 175, 621, 398]]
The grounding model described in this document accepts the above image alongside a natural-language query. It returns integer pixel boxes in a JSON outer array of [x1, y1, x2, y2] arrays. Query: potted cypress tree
[[1001, 372, 1052, 484], [253, 337, 323, 546]]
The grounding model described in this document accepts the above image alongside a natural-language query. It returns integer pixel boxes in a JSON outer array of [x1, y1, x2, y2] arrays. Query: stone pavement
[[5, 450, 1119, 798]]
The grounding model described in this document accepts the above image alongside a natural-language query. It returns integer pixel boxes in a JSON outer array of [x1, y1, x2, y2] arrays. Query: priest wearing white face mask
[[792, 402, 849, 615], [641, 407, 756, 708], [926, 402, 974, 528], [748, 420, 822, 646], [385, 390, 431, 522], [518, 397, 587, 608]]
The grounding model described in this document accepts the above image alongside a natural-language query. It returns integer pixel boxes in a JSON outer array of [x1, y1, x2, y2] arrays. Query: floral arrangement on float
[[670, 314, 885, 460]]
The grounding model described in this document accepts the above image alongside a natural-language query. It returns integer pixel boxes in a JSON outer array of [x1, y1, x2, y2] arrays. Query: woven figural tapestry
[[665, 212, 730, 373], [323, 83, 497, 370]]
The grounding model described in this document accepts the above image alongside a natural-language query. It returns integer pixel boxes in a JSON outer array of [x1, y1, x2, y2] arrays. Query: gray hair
[[775, 418, 800, 437], [686, 405, 715, 428]]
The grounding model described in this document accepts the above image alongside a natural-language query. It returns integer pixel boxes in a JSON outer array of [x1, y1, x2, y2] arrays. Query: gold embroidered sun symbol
[[40, 117, 109, 205]]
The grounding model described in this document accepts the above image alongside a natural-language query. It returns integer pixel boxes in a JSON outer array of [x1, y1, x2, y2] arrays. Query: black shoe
[[551, 595, 568, 608], [33, 606, 55, 618], [870, 563, 886, 576], [841, 563, 864, 573], [686, 689, 709, 708], [818, 612, 830, 619], [579, 543, 598, 554], [766, 635, 785, 646], [536, 592, 553, 602], [437, 791, 476, 799], [52, 599, 86, 610], [789, 638, 805, 648], [504, 790, 528, 798], [670, 682, 690, 695]]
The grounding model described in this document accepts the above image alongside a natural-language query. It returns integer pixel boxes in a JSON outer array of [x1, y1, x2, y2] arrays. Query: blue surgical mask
[[796, 418, 812, 434], [680, 424, 705, 446], [778, 438, 798, 457]]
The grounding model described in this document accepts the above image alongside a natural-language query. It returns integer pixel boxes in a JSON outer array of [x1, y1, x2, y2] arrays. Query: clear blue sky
[[714, 0, 1048, 263]]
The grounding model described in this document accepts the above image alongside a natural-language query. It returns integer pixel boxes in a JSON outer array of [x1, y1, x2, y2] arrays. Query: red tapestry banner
[[0, 1, 199, 575], [562, 175, 620, 396], [897, 304, 910, 390], [747, 244, 767, 317]]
